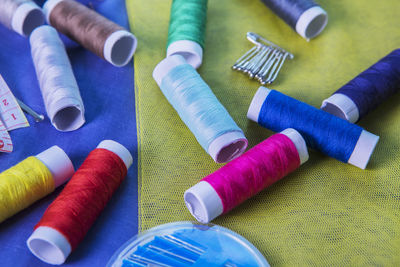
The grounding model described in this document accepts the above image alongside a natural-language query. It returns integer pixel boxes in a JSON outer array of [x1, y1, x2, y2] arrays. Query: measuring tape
[[0, 75, 30, 153]]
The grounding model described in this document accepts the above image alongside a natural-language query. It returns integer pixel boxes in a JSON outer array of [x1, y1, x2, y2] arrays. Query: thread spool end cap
[[348, 130, 379, 169], [27, 226, 71, 265], [184, 181, 223, 223], [153, 54, 188, 86], [104, 30, 137, 67], [208, 131, 248, 163], [247, 86, 271, 122], [43, 0, 64, 24], [97, 140, 133, 170], [280, 128, 309, 165], [12, 2, 44, 36], [36, 146, 75, 188], [167, 40, 203, 69], [321, 93, 359, 123], [295, 6, 328, 39]]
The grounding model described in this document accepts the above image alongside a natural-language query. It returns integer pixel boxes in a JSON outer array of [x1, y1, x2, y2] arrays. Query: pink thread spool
[[184, 128, 308, 223]]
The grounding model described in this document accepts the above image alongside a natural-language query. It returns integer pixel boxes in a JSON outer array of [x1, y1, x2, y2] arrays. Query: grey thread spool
[[0, 0, 44, 36], [260, 0, 328, 40], [30, 25, 85, 132]]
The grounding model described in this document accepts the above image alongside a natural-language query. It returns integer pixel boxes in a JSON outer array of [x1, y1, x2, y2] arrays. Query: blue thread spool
[[153, 55, 247, 163], [321, 49, 400, 123], [248, 87, 379, 169], [107, 221, 270, 267], [260, 0, 328, 40]]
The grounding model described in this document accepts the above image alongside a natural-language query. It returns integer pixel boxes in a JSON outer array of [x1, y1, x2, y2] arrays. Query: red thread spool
[[27, 140, 133, 265], [184, 128, 309, 223]]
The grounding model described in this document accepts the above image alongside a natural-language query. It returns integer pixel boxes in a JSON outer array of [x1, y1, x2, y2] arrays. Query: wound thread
[[0, 157, 53, 223], [30, 25, 85, 132], [205, 133, 300, 213], [248, 87, 379, 169], [166, 0, 208, 68], [45, 0, 137, 66], [153, 55, 247, 163], [0, 0, 44, 36], [323, 49, 400, 122], [260, 0, 327, 39], [34, 148, 127, 251], [167, 0, 208, 49]]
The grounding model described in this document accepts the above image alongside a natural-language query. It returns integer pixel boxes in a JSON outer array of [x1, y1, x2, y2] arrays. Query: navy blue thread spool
[[153, 55, 248, 163], [321, 49, 400, 123], [248, 87, 379, 169], [260, 0, 328, 40]]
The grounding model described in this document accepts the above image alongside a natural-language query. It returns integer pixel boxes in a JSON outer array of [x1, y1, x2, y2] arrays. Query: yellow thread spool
[[0, 146, 74, 223]]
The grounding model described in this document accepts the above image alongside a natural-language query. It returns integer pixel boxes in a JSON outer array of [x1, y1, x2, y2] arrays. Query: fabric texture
[[0, 0, 138, 266], [127, 0, 400, 265]]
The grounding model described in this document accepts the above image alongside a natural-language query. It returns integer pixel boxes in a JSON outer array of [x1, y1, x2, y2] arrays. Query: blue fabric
[[0, 1, 138, 266]]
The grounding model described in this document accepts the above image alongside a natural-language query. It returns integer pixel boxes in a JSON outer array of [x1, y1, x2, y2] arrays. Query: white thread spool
[[30, 25, 85, 132], [0, 0, 44, 36], [27, 140, 133, 265], [184, 128, 309, 223]]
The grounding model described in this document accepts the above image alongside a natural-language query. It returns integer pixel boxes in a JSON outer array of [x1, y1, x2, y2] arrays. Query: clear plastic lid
[[107, 221, 270, 267]]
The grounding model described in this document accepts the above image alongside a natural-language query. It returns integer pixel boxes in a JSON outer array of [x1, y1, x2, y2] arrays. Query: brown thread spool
[[0, 0, 44, 36], [43, 0, 137, 67]]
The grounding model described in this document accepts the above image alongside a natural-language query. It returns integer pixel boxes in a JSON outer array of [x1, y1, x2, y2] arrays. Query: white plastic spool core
[[248, 86, 379, 169], [12, 2, 44, 36], [295, 6, 328, 40], [27, 226, 72, 265], [27, 141, 132, 265], [167, 40, 203, 69], [35, 145, 75, 188], [153, 55, 248, 163], [185, 128, 308, 223], [103, 30, 137, 67], [321, 93, 360, 123], [49, 98, 85, 132], [43, 0, 63, 24], [97, 140, 133, 170]]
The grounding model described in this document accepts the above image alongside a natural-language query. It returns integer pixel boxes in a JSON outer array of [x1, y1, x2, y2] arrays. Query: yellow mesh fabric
[[127, 0, 400, 265]]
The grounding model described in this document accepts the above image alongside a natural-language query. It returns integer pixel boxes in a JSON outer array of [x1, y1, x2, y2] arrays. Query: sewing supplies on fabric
[[0, 146, 74, 223], [233, 32, 294, 85], [260, 0, 327, 40], [27, 140, 133, 265], [30, 25, 85, 132], [107, 221, 270, 267], [0, 0, 44, 36], [166, 0, 208, 69], [43, 0, 137, 67], [321, 49, 400, 123], [185, 128, 308, 223], [0, 75, 29, 130], [248, 87, 379, 169], [153, 55, 248, 163], [16, 98, 45, 122]]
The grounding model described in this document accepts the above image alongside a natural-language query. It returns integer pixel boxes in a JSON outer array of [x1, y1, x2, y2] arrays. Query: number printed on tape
[[0, 75, 29, 131]]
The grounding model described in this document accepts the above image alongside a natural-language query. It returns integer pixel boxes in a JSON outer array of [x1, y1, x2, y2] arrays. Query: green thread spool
[[167, 0, 208, 69]]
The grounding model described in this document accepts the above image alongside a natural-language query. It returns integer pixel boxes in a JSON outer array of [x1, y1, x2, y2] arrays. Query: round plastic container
[[107, 221, 270, 267]]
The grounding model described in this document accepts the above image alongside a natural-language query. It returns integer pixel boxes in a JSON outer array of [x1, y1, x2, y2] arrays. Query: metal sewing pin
[[235, 46, 260, 71], [16, 98, 44, 122], [267, 52, 290, 84], [256, 49, 279, 81], [263, 53, 283, 84], [248, 47, 271, 78], [232, 46, 257, 70]]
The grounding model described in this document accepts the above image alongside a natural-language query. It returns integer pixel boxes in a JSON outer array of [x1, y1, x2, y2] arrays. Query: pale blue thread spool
[[153, 55, 247, 163]]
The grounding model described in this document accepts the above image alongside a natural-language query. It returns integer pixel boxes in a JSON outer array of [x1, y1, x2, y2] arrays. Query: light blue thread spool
[[153, 55, 247, 163]]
